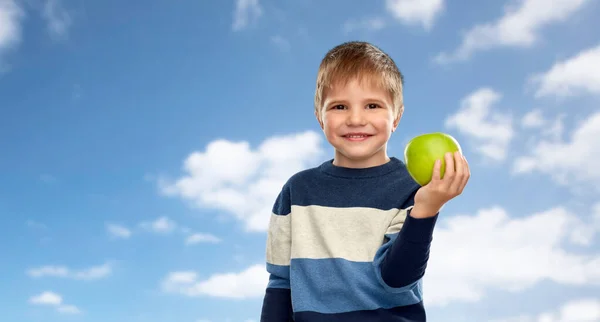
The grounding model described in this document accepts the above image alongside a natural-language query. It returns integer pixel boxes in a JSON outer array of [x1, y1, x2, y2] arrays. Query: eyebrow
[[363, 98, 388, 105], [323, 99, 348, 107], [325, 98, 389, 105]]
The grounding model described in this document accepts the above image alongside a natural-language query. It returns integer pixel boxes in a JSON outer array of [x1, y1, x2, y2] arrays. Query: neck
[[333, 151, 391, 169]]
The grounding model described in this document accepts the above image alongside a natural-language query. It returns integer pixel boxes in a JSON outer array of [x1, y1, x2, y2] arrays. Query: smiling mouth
[[342, 134, 373, 141]]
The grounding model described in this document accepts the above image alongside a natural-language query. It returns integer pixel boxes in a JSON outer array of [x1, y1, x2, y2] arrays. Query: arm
[[380, 191, 438, 289], [260, 186, 294, 322], [372, 188, 439, 291], [376, 151, 469, 290]]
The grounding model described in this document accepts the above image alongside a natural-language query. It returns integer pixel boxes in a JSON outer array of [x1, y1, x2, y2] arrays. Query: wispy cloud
[[491, 298, 600, 322], [29, 291, 81, 314], [139, 216, 177, 234], [0, 0, 24, 67], [27, 262, 113, 280], [161, 264, 268, 299], [270, 35, 290, 52], [385, 0, 445, 30], [343, 16, 386, 33], [513, 111, 600, 188], [232, 0, 262, 31], [106, 223, 132, 239], [529, 44, 600, 98], [26, 220, 48, 230], [42, 0, 71, 40], [445, 88, 514, 161], [185, 233, 221, 245], [435, 0, 591, 64]]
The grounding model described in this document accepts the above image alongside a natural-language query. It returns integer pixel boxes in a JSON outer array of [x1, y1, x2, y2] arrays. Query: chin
[[338, 149, 386, 163]]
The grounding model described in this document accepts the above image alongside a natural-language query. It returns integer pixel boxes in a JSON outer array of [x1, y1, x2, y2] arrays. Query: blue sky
[[1, 0, 600, 321]]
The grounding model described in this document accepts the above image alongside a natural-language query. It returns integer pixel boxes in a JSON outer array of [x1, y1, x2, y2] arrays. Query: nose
[[346, 107, 367, 126]]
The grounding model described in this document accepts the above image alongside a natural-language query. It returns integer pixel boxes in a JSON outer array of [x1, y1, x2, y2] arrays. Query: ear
[[315, 110, 324, 130], [392, 105, 403, 131]]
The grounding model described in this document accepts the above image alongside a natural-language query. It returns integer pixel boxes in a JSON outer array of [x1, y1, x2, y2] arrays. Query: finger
[[460, 154, 470, 188], [431, 159, 442, 183], [442, 152, 455, 184], [449, 151, 464, 192]]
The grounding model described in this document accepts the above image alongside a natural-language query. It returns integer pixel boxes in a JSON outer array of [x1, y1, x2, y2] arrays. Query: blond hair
[[314, 41, 404, 120]]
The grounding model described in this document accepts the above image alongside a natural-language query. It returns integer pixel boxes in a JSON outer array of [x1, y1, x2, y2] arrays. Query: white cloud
[[343, 16, 387, 33], [161, 264, 268, 299], [521, 109, 545, 128], [27, 262, 113, 280], [435, 0, 591, 63], [529, 44, 600, 98], [520, 109, 566, 142], [42, 0, 71, 40], [140, 216, 177, 234], [29, 291, 62, 305], [106, 223, 131, 239], [0, 0, 23, 61], [29, 291, 81, 314], [186, 233, 221, 245], [424, 205, 600, 306], [513, 111, 600, 187], [385, 0, 444, 30], [491, 298, 600, 322], [57, 304, 81, 314], [159, 131, 324, 232], [445, 88, 514, 161], [232, 0, 262, 31]]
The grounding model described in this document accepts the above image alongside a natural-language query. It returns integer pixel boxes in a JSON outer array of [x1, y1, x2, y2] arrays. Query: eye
[[331, 104, 346, 110], [366, 103, 380, 109]]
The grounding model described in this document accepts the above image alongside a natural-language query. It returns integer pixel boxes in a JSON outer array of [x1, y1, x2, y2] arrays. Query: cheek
[[323, 116, 340, 131], [374, 117, 394, 131]]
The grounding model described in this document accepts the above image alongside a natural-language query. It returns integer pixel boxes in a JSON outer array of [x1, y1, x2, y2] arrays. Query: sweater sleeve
[[260, 185, 294, 322], [372, 188, 439, 292]]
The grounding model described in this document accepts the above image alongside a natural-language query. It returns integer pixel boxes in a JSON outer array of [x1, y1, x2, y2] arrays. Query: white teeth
[[346, 135, 367, 138]]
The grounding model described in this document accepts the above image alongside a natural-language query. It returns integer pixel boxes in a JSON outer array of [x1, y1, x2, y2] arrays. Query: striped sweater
[[260, 157, 438, 322]]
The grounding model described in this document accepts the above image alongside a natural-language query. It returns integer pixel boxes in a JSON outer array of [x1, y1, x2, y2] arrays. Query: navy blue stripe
[[272, 184, 292, 216], [289, 258, 422, 314], [260, 287, 294, 322], [294, 302, 426, 322], [286, 158, 420, 210], [377, 212, 438, 288]]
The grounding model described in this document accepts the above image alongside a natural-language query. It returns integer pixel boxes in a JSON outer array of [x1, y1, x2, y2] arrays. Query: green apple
[[403, 132, 462, 186]]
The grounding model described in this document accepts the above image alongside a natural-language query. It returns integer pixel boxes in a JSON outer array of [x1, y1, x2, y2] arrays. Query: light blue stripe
[[290, 257, 422, 314], [266, 263, 290, 289]]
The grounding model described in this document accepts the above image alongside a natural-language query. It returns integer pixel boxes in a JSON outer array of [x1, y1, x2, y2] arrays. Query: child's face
[[318, 77, 399, 168]]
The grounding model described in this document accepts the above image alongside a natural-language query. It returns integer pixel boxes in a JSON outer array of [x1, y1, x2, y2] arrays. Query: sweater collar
[[319, 157, 403, 178]]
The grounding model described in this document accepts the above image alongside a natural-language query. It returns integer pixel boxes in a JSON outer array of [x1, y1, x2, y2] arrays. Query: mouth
[[342, 133, 373, 141]]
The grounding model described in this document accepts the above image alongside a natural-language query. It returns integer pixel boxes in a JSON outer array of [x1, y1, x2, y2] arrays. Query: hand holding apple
[[411, 151, 470, 218], [403, 133, 470, 218]]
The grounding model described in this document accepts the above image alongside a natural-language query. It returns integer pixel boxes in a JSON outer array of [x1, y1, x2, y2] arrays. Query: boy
[[260, 41, 470, 322]]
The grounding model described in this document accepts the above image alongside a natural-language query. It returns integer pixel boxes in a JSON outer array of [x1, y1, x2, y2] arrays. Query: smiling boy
[[260, 41, 470, 322]]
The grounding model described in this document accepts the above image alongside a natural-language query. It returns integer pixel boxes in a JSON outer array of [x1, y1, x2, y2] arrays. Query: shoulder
[[271, 162, 325, 214], [282, 161, 326, 189]]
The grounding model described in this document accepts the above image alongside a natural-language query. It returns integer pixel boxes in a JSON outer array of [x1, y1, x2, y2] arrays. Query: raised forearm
[[380, 210, 438, 288]]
